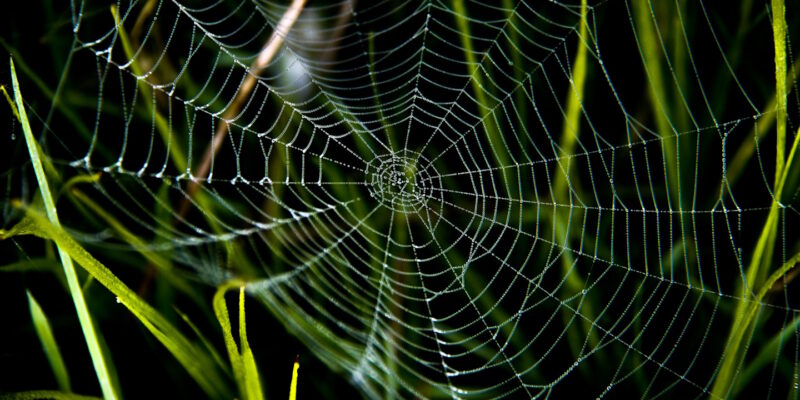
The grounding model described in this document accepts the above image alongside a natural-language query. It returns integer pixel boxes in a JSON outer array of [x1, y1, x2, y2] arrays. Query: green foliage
[[10, 58, 119, 400], [2, 208, 233, 399], [26, 291, 71, 392], [213, 282, 263, 400], [0, 391, 101, 400], [2, 0, 799, 398]]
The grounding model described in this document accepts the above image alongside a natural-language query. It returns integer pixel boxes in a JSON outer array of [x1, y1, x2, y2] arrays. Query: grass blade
[[0, 391, 100, 400], [69, 188, 204, 306], [9, 57, 119, 400], [452, 0, 511, 188], [1, 209, 232, 400], [239, 287, 263, 399], [173, 306, 229, 373], [711, 252, 800, 398], [733, 313, 800, 397], [27, 291, 71, 392], [771, 0, 788, 187], [713, 1, 800, 395], [214, 281, 263, 400], [551, 0, 603, 363], [1, 258, 60, 273], [290, 356, 300, 400]]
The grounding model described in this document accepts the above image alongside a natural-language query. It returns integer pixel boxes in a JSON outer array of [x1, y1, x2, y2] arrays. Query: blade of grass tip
[[27, 290, 71, 392], [0, 40, 94, 145], [289, 356, 299, 400], [239, 286, 263, 400], [2, 83, 60, 182], [0, 390, 101, 400], [9, 57, 119, 400], [213, 281, 246, 398], [1, 207, 232, 400], [1, 85, 20, 120]]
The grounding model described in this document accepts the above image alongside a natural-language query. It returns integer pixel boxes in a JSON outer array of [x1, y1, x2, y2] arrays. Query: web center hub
[[365, 151, 439, 213]]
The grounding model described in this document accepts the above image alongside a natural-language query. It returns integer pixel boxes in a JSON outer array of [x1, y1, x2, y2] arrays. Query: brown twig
[[179, 0, 307, 217], [136, 0, 307, 297]]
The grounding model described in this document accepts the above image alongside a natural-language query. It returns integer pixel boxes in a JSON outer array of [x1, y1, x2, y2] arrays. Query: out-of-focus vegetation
[[1, 0, 799, 399]]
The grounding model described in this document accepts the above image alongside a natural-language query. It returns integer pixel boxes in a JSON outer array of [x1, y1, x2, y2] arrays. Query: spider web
[[51, 0, 800, 397]]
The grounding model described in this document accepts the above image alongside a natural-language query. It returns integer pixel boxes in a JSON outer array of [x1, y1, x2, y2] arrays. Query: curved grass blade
[[1, 209, 232, 400], [213, 282, 263, 400]]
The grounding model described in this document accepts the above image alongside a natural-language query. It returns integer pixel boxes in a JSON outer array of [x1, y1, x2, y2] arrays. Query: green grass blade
[[711, 252, 800, 398], [725, 54, 800, 186], [0, 391, 101, 400], [771, 0, 787, 187], [1, 258, 60, 273], [557, 0, 589, 161], [173, 306, 229, 373], [10, 57, 119, 400], [1, 85, 20, 120], [733, 313, 800, 397], [214, 281, 262, 400], [713, 2, 798, 395], [69, 188, 204, 306], [631, 1, 680, 207], [0, 40, 94, 145], [0, 209, 232, 400], [214, 282, 245, 396], [239, 287, 264, 399], [27, 290, 71, 392], [289, 357, 299, 400], [452, 0, 511, 189], [551, 0, 602, 362]]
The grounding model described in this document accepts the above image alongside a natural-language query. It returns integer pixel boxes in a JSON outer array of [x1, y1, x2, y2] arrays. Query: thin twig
[[137, 0, 307, 297], [179, 0, 307, 217]]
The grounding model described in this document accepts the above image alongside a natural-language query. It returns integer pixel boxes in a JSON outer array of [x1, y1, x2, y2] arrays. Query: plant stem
[[182, 0, 307, 214], [10, 58, 119, 400], [711, 1, 799, 396], [772, 0, 787, 188], [289, 356, 300, 400], [553, 0, 601, 361]]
